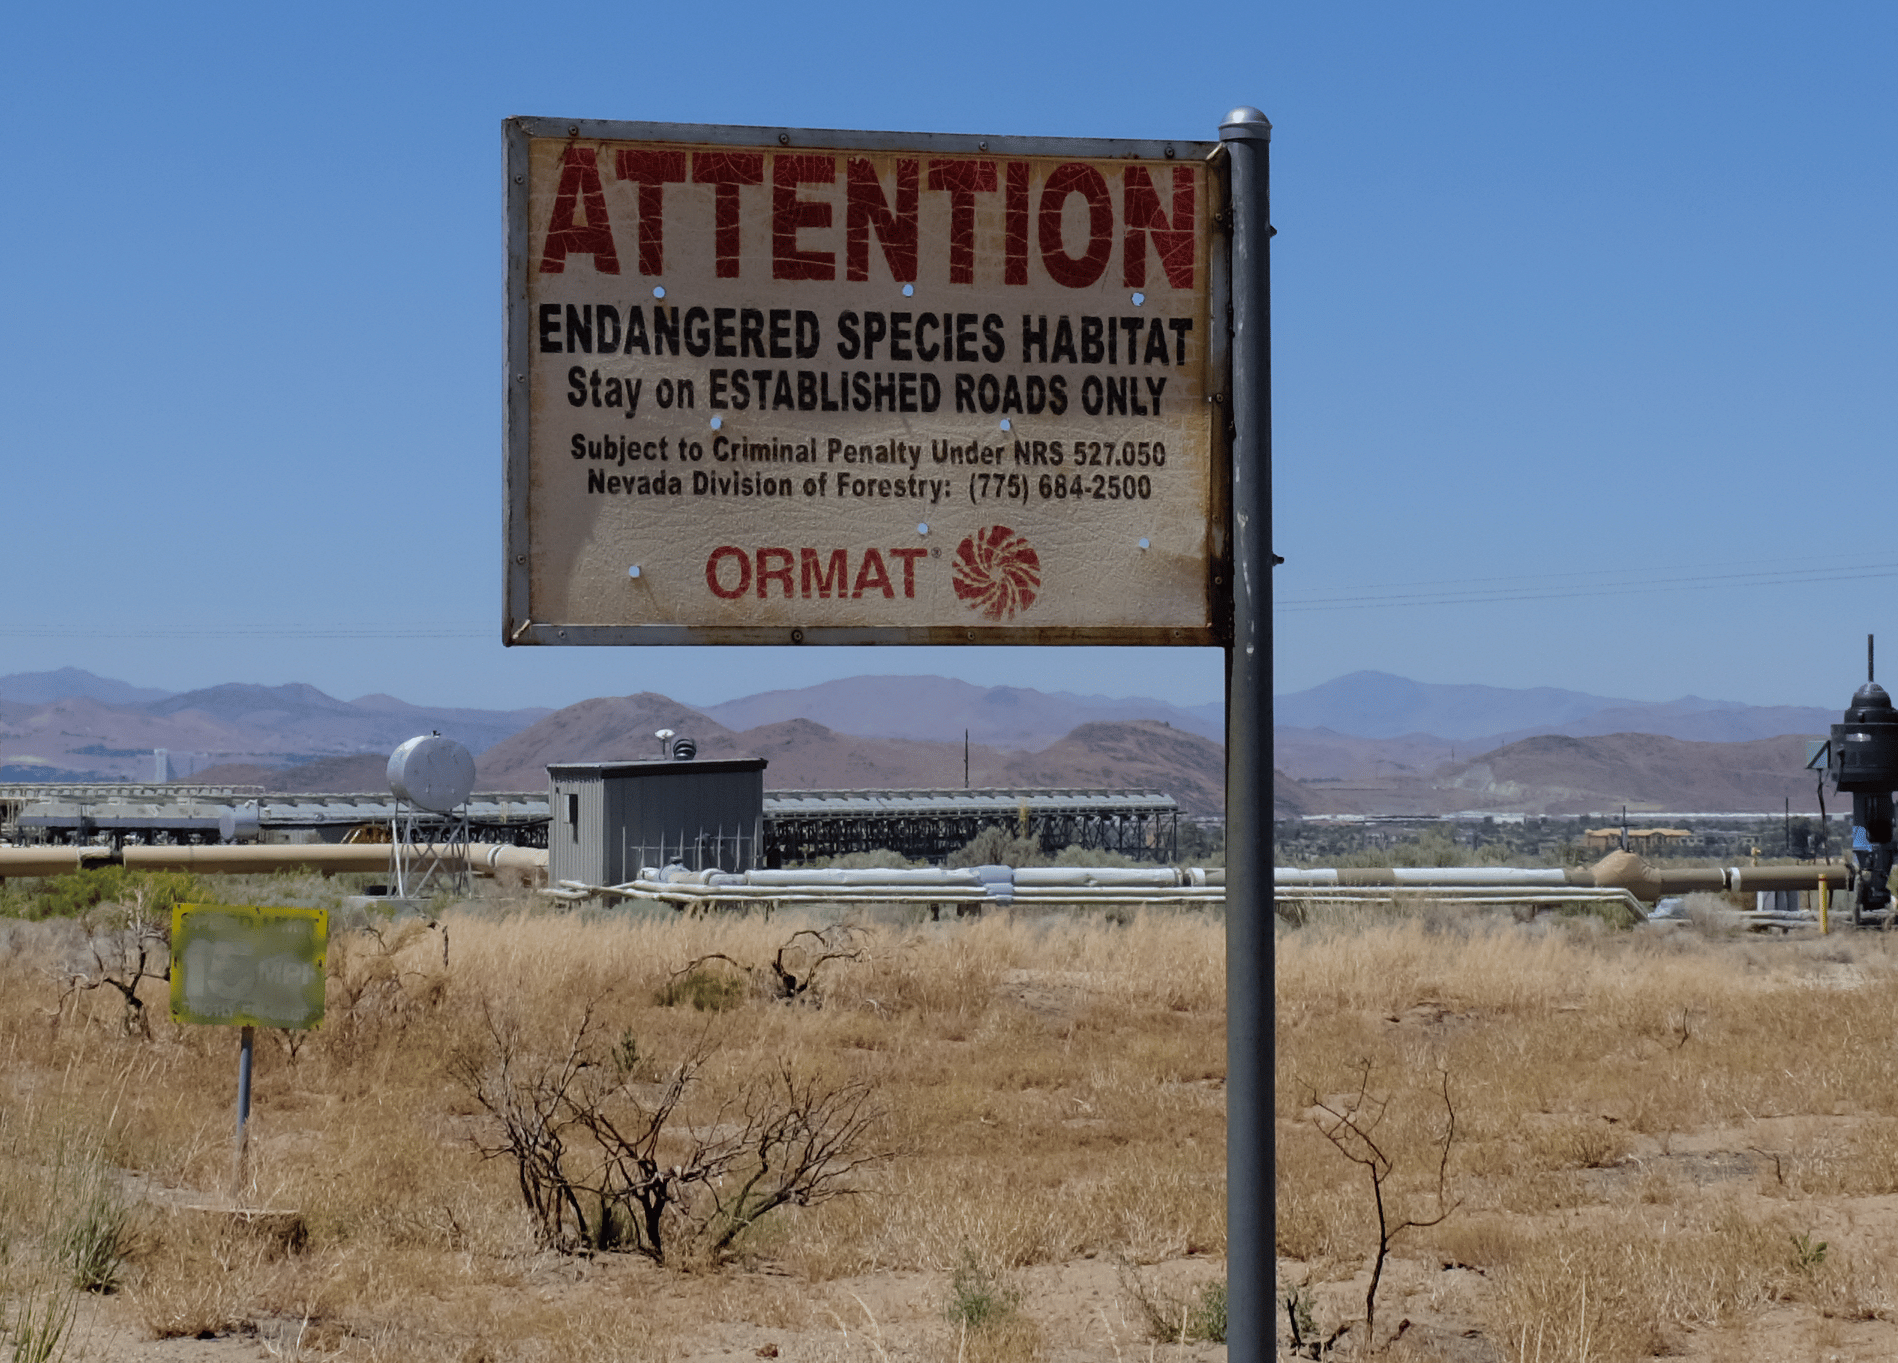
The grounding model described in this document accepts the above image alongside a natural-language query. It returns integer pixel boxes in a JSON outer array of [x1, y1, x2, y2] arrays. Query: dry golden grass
[[0, 893, 1226, 1360], [17, 883, 1898, 1357], [1277, 904, 1898, 1359]]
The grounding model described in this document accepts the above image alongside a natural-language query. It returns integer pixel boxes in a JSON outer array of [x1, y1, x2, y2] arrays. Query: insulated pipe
[[1283, 890, 1648, 915], [1278, 859, 1855, 902], [1277, 867, 1591, 887], [1719, 866, 1839, 892], [1, 843, 555, 880], [1592, 854, 1843, 898], [120, 844, 390, 874], [1014, 867, 1185, 888], [739, 867, 983, 887], [0, 846, 117, 877], [477, 844, 551, 880], [609, 879, 987, 900], [115, 842, 548, 878]]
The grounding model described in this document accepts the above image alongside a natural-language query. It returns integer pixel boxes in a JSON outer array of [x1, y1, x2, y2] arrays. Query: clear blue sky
[[3, 2, 1889, 713]]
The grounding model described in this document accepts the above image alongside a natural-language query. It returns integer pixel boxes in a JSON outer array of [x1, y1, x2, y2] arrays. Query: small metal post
[[1220, 102, 1274, 1363], [234, 1024, 255, 1201]]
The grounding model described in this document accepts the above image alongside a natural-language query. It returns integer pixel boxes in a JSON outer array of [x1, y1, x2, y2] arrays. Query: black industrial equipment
[[1829, 635, 1898, 923]]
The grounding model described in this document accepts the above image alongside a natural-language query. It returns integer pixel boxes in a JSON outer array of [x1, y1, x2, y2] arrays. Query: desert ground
[[1276, 896, 1898, 1361], [0, 878, 1226, 1362], [8, 875, 1898, 1360]]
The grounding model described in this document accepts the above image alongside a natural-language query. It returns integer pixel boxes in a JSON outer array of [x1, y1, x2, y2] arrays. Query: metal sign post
[[1219, 104, 1274, 1360], [234, 1024, 255, 1197]]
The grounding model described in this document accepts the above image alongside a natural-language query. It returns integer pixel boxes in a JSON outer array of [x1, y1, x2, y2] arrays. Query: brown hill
[[700, 675, 1223, 748], [471, 696, 1231, 814], [1274, 726, 1460, 781], [175, 763, 276, 788], [184, 755, 398, 792], [1272, 769, 1366, 817], [731, 718, 1006, 791], [260, 755, 394, 792], [1438, 732, 1819, 814], [752, 718, 1226, 812], [992, 721, 1225, 814], [475, 694, 743, 787]]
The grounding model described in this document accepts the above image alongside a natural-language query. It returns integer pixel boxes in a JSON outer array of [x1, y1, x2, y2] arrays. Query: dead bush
[[57, 884, 173, 1037], [451, 1002, 890, 1265], [663, 925, 865, 1007]]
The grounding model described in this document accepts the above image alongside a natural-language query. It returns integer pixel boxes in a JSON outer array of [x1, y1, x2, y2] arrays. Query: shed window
[[567, 792, 579, 841]]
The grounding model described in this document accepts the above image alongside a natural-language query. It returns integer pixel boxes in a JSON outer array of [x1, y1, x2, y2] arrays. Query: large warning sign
[[505, 118, 1230, 646]]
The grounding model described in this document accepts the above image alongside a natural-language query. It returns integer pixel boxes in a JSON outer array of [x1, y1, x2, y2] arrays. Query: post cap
[[1220, 106, 1272, 141]]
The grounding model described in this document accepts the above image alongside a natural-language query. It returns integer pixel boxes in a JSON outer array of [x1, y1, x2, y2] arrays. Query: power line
[[1280, 557, 1898, 613]]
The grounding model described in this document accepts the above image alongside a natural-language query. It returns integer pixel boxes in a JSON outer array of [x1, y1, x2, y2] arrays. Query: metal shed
[[547, 759, 767, 886]]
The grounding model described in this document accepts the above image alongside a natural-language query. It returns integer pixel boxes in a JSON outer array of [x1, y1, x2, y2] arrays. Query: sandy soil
[[62, 1255, 1229, 1361]]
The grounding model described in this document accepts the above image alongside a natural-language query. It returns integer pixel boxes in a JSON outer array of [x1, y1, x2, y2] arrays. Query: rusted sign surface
[[505, 118, 1229, 646]]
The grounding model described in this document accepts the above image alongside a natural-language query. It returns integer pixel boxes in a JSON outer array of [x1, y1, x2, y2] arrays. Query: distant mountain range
[[1267, 671, 1839, 816], [0, 669, 1226, 805], [0, 676, 552, 783], [473, 694, 1226, 812], [0, 666, 1849, 816], [0, 667, 175, 706], [700, 675, 1224, 748], [1276, 670, 1835, 746]]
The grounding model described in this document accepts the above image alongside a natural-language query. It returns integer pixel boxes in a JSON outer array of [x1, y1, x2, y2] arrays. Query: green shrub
[[1125, 1270, 1227, 1344], [58, 1162, 133, 1293], [2, 1280, 79, 1363], [945, 1251, 1020, 1330], [3, 866, 202, 922], [946, 826, 1046, 869]]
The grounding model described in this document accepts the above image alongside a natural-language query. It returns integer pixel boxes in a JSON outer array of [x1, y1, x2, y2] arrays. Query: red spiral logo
[[953, 526, 1041, 622]]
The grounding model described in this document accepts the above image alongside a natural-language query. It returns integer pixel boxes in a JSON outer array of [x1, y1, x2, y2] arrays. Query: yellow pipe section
[[0, 843, 548, 880], [0, 846, 116, 877], [122, 844, 393, 874], [1589, 851, 1850, 900]]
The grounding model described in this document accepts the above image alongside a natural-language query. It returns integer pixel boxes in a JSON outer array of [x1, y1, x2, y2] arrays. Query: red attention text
[[540, 149, 1195, 291]]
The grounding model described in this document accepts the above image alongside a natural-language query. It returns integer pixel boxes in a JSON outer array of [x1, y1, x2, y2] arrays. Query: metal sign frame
[[504, 117, 1232, 648], [170, 903, 328, 1031]]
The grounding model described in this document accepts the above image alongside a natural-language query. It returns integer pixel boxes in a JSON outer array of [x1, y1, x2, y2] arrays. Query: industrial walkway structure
[[2, 783, 1179, 865], [761, 788, 1179, 864]]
